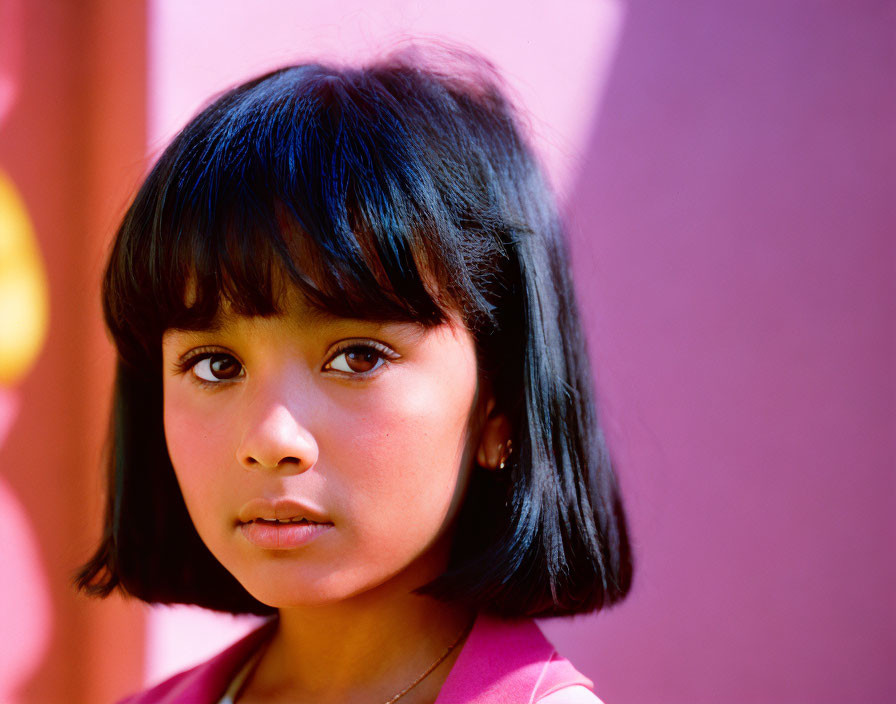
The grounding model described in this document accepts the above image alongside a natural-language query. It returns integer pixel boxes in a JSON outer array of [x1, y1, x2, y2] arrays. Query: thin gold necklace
[[383, 618, 475, 704], [232, 618, 474, 704]]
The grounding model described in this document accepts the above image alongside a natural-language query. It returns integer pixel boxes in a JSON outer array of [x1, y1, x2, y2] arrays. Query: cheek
[[162, 388, 236, 513], [328, 361, 478, 527]]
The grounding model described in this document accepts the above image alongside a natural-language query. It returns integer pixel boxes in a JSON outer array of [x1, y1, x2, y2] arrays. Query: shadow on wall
[[547, 1, 894, 702]]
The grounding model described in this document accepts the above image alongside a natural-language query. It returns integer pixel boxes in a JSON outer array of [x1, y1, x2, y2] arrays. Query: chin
[[236, 561, 439, 611], [233, 565, 375, 609]]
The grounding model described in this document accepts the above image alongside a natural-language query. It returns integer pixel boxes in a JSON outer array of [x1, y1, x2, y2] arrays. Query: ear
[[475, 395, 512, 470]]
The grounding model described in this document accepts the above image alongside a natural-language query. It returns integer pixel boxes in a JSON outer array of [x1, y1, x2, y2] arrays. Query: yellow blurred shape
[[0, 169, 48, 385]]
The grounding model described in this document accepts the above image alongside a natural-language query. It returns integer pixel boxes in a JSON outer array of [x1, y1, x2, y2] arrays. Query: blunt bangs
[[105, 60, 516, 368]]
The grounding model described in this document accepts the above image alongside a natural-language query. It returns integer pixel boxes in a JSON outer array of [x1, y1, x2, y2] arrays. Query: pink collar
[[435, 613, 592, 703], [122, 613, 591, 703]]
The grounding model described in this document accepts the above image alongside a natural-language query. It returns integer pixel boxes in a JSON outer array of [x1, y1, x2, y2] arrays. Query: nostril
[[243, 455, 301, 467]]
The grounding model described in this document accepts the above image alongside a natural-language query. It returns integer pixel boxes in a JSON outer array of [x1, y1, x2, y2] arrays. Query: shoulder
[[116, 620, 277, 704], [436, 614, 597, 704]]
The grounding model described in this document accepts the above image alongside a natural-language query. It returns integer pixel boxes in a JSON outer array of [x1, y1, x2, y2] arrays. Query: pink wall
[[146, 0, 623, 193]]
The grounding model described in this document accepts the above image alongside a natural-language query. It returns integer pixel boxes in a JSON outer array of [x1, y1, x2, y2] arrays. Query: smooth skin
[[161, 287, 510, 704]]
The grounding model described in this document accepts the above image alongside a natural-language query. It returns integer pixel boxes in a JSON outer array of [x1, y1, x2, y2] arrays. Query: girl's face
[[161, 287, 486, 608]]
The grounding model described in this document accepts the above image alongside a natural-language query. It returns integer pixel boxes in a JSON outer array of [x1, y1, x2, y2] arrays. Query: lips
[[236, 498, 333, 550]]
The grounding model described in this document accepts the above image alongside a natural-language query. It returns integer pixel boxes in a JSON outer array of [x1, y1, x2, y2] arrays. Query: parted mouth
[[238, 513, 333, 550], [237, 497, 332, 526], [247, 516, 321, 525]]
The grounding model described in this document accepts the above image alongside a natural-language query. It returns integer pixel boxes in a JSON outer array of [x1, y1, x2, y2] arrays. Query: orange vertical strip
[[0, 0, 148, 702]]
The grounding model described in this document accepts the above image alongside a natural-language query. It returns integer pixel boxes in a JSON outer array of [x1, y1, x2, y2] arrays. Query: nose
[[236, 398, 319, 473]]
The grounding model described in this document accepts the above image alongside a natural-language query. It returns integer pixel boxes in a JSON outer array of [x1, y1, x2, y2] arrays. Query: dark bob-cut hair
[[76, 46, 632, 618]]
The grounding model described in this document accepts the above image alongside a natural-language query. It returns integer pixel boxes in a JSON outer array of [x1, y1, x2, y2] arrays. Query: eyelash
[[175, 340, 397, 388]]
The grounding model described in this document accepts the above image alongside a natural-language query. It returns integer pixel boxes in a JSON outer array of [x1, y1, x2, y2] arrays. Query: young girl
[[77, 46, 632, 704]]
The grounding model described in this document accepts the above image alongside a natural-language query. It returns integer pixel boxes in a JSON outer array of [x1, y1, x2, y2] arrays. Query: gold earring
[[498, 439, 513, 470]]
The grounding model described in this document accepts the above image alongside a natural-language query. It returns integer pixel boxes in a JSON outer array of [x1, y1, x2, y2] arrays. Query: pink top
[[119, 613, 595, 704]]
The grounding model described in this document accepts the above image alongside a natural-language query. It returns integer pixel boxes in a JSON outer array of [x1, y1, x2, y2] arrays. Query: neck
[[248, 587, 474, 704]]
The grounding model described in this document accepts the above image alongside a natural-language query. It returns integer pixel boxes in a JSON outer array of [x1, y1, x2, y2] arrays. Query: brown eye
[[193, 353, 243, 382], [327, 345, 388, 374]]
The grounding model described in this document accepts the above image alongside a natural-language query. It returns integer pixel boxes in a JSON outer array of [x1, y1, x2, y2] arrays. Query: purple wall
[[541, 2, 894, 702]]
